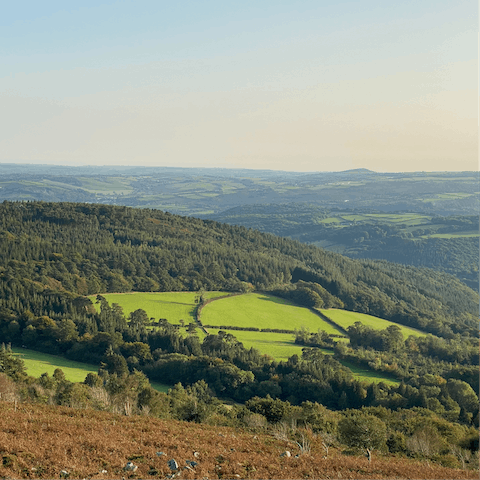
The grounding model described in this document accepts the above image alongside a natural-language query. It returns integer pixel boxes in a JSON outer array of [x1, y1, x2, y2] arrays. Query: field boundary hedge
[[195, 292, 245, 334], [311, 308, 348, 335]]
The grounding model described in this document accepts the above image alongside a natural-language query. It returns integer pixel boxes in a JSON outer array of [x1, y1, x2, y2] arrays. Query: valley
[[0, 200, 477, 477]]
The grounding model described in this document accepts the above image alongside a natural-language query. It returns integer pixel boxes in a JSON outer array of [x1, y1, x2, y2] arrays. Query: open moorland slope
[[0, 401, 477, 480]]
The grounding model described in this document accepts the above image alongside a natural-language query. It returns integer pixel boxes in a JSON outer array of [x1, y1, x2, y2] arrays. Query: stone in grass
[[166, 469, 182, 479], [168, 459, 179, 471], [60, 470, 69, 478], [124, 462, 138, 472], [193, 451, 200, 458], [280, 451, 291, 458], [156, 452, 165, 457], [186, 460, 198, 467]]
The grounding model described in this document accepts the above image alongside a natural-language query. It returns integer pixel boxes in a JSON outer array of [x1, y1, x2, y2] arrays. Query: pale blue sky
[[1, 1, 476, 171]]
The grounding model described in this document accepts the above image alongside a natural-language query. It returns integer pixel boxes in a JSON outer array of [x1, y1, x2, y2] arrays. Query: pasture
[[200, 293, 344, 335], [88, 291, 230, 324], [207, 328, 398, 384], [321, 309, 426, 338], [11, 347, 170, 392], [421, 230, 479, 239], [339, 359, 399, 385], [11, 347, 98, 382], [202, 294, 398, 384], [206, 328, 327, 361]]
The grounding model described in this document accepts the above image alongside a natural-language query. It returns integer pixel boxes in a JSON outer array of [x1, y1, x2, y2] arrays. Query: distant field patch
[[321, 309, 426, 338], [435, 192, 473, 199], [78, 177, 133, 194], [201, 293, 344, 335], [319, 217, 341, 224], [88, 291, 230, 323], [421, 231, 479, 239], [340, 215, 367, 221]]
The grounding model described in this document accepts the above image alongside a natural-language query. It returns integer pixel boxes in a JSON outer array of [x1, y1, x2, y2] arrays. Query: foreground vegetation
[[0, 401, 477, 479], [0, 342, 478, 478]]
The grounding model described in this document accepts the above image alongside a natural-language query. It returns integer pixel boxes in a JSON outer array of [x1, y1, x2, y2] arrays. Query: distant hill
[[340, 168, 375, 174], [0, 164, 478, 216]]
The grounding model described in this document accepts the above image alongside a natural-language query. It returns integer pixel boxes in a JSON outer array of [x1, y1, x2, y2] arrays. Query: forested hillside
[[205, 204, 479, 289], [0, 201, 477, 339]]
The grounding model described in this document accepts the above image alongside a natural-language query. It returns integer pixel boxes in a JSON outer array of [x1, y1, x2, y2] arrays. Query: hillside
[[0, 201, 478, 427], [0, 201, 477, 339], [1, 165, 477, 286], [205, 205, 479, 288], [0, 401, 477, 480]]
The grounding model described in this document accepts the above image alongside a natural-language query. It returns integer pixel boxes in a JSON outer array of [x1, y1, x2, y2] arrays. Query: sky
[[1, 1, 477, 172]]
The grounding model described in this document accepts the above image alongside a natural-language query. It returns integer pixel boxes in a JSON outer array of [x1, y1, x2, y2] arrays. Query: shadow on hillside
[[254, 294, 292, 306]]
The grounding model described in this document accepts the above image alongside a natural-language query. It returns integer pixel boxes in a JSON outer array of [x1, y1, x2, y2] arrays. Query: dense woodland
[[0, 201, 478, 467], [207, 204, 479, 289]]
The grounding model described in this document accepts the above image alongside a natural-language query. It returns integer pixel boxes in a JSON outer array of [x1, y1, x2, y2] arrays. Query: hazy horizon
[[2, 161, 478, 175], [2, 1, 476, 172]]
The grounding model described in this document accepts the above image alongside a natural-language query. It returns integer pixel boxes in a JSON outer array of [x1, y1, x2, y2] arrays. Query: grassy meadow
[[207, 328, 321, 361], [88, 291, 230, 323], [200, 293, 344, 334], [339, 359, 399, 385], [11, 347, 170, 392], [321, 309, 426, 338], [208, 328, 398, 385], [421, 230, 479, 239], [82, 291, 408, 385], [11, 346, 98, 382], [202, 294, 398, 384]]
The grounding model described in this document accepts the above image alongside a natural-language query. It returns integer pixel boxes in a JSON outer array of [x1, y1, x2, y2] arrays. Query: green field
[[339, 359, 398, 385], [11, 347, 169, 392], [421, 230, 479, 239], [317, 213, 432, 228], [88, 291, 230, 324], [207, 328, 321, 361], [12, 347, 98, 382], [202, 294, 398, 384], [321, 309, 426, 338], [207, 329, 398, 385], [201, 293, 344, 334], [88, 292, 404, 385], [78, 177, 134, 194]]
